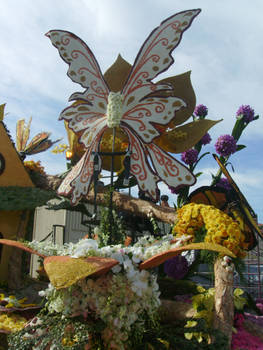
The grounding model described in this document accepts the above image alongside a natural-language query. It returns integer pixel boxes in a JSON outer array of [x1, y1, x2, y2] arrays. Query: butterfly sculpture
[[46, 9, 201, 205], [16, 117, 61, 160]]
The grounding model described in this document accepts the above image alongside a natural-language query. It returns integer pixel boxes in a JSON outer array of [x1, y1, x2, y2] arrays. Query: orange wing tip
[[44, 256, 119, 289], [139, 242, 236, 270], [0, 239, 45, 258]]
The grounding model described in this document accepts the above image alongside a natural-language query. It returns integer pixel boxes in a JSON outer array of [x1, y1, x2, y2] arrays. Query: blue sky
[[1, 0, 263, 222]]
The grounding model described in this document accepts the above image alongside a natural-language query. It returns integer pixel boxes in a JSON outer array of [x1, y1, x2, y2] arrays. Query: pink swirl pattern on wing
[[147, 143, 180, 177]]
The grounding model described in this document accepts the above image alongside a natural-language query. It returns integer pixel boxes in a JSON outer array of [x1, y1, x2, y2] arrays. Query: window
[[0, 153, 5, 175]]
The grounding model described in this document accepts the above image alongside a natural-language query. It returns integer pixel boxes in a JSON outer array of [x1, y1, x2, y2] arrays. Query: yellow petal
[[104, 54, 132, 93], [155, 119, 221, 154], [44, 256, 118, 289], [153, 71, 196, 126], [0, 103, 6, 121]]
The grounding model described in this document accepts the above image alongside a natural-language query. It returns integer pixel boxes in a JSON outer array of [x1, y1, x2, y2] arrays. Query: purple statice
[[200, 132, 212, 145], [215, 134, 237, 157], [236, 105, 255, 123], [194, 104, 208, 118], [215, 177, 232, 191], [181, 148, 198, 165], [164, 255, 188, 279]]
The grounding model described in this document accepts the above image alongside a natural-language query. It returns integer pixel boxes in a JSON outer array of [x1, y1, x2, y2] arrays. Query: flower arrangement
[[24, 160, 46, 175], [172, 202, 247, 257], [170, 103, 259, 207], [5, 228, 237, 349], [14, 235, 177, 349]]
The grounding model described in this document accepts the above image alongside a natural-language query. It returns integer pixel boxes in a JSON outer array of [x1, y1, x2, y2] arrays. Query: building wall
[[30, 204, 66, 277], [0, 210, 30, 282], [0, 122, 34, 187]]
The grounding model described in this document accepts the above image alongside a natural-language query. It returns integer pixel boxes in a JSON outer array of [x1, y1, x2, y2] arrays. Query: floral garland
[[172, 203, 247, 257]]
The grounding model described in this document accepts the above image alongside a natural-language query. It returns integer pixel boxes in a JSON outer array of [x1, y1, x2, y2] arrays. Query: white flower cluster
[[26, 240, 75, 257], [106, 91, 124, 128], [40, 273, 159, 349]]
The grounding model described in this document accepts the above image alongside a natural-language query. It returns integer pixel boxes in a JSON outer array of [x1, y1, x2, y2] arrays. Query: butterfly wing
[[47, 30, 110, 203], [146, 142, 195, 189], [122, 9, 201, 101], [213, 154, 262, 241], [119, 10, 200, 194], [46, 29, 109, 148], [123, 127, 159, 199], [46, 30, 109, 104], [122, 96, 186, 144], [59, 102, 107, 148], [189, 186, 228, 210], [23, 132, 50, 154], [24, 132, 62, 155], [121, 9, 200, 143], [16, 117, 32, 152], [58, 122, 106, 204]]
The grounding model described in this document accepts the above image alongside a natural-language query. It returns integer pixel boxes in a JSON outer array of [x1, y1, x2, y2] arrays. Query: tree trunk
[[213, 257, 234, 348], [86, 190, 177, 224], [35, 173, 177, 224]]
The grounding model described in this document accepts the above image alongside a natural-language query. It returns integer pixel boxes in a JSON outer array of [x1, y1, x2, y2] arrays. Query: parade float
[[0, 8, 263, 350]]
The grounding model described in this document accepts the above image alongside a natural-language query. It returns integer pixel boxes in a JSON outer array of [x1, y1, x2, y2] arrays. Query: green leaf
[[236, 144, 246, 152], [194, 172, 203, 178]]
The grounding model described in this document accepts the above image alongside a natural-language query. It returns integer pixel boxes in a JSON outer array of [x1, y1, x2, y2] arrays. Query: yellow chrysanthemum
[[173, 203, 247, 257], [0, 313, 27, 333], [24, 160, 46, 175]]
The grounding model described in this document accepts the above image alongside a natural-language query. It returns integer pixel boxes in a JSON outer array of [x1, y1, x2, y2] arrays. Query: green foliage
[[97, 187, 125, 246], [233, 288, 247, 311], [0, 186, 57, 211], [158, 277, 199, 299], [8, 312, 105, 350], [0, 333, 8, 350], [47, 199, 92, 217], [7, 311, 228, 350], [129, 318, 228, 350]]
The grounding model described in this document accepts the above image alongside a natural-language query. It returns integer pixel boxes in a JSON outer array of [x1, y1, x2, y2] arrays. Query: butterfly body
[[46, 9, 201, 204]]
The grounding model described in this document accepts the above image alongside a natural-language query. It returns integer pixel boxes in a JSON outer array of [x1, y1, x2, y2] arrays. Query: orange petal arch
[[0, 239, 45, 258], [139, 242, 236, 270]]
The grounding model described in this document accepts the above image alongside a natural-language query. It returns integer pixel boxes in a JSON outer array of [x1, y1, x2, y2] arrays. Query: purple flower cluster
[[200, 132, 211, 145], [215, 177, 232, 191], [164, 255, 188, 279], [181, 148, 198, 165], [236, 105, 255, 123], [215, 134, 237, 157], [194, 104, 208, 117]]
